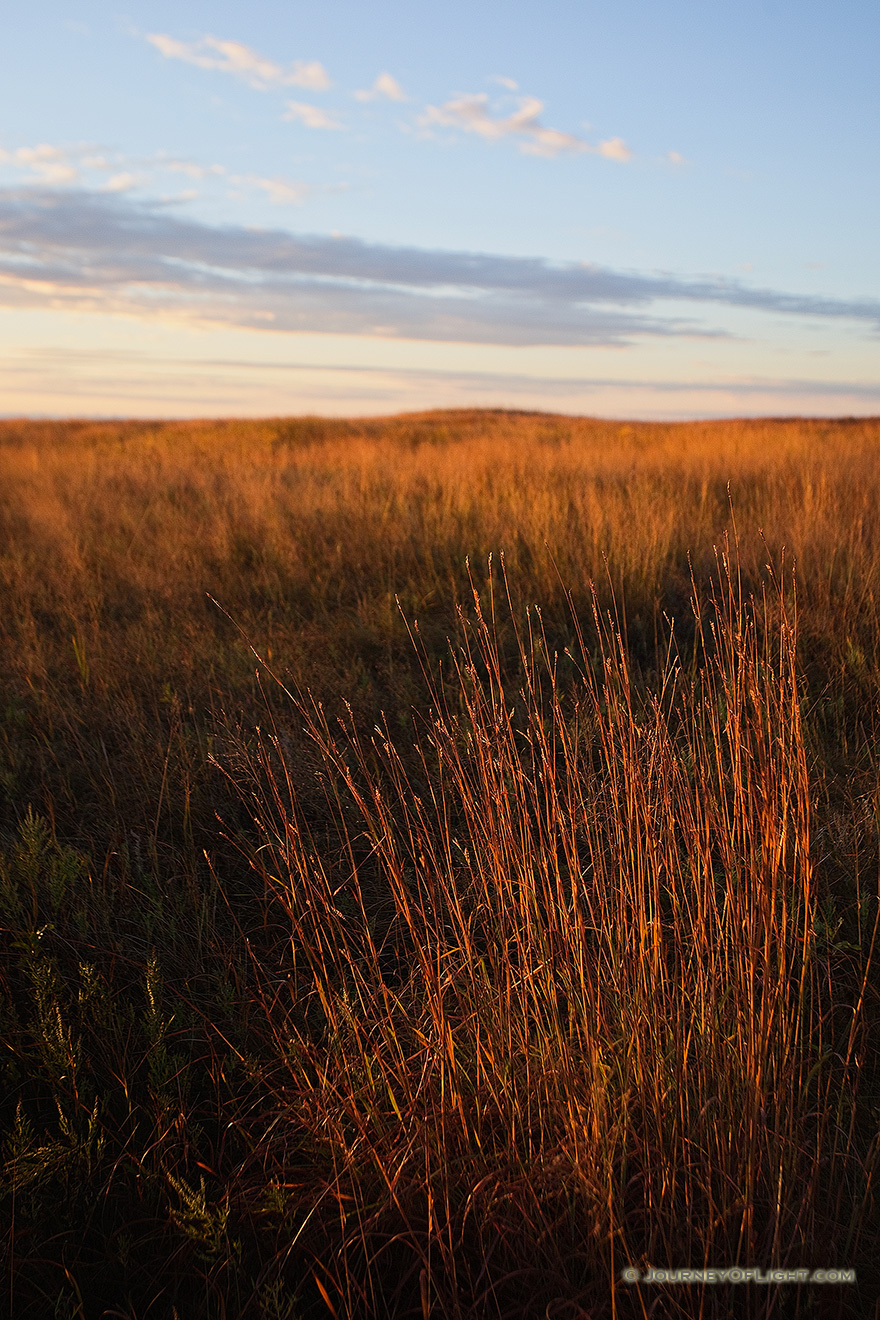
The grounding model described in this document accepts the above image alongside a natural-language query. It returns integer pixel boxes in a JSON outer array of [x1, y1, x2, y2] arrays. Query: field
[[1, 410, 878, 1319]]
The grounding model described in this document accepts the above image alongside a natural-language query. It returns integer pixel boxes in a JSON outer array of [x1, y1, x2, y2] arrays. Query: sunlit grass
[[0, 411, 878, 1317], [233, 554, 875, 1317]]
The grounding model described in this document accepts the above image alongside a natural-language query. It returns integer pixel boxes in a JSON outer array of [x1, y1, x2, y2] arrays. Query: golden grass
[[0, 411, 878, 1318]]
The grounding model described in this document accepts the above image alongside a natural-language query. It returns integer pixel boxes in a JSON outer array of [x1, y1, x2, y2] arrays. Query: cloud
[[7, 345, 880, 421], [101, 172, 139, 193], [282, 101, 343, 130], [598, 138, 632, 162], [239, 175, 312, 204], [15, 145, 64, 165], [164, 159, 227, 180], [355, 72, 408, 102], [1, 144, 242, 201], [12, 145, 79, 184], [419, 93, 631, 161], [2, 143, 233, 196], [146, 33, 330, 91], [158, 189, 200, 205], [0, 188, 878, 348]]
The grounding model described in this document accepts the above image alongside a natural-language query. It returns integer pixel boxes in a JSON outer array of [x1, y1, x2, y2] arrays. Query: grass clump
[[234, 554, 876, 1317]]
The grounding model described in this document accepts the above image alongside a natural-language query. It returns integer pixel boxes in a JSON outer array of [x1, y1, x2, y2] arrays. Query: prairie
[[0, 410, 878, 1318]]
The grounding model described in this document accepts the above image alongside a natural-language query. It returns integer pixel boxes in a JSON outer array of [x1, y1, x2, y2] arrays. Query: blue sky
[[1, 0, 878, 418]]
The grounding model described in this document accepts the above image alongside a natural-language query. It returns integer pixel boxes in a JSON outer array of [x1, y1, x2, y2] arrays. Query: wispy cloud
[[236, 175, 312, 204], [100, 172, 139, 193], [10, 145, 79, 184], [420, 94, 583, 156], [163, 159, 227, 180], [1, 142, 213, 191], [146, 34, 330, 91], [0, 145, 313, 206], [7, 346, 879, 421], [0, 189, 877, 347], [282, 102, 343, 130], [597, 138, 632, 162], [419, 93, 631, 160], [354, 72, 408, 103]]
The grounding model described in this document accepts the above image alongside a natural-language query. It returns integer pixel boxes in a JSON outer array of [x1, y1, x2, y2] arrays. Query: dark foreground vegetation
[[0, 410, 878, 1319]]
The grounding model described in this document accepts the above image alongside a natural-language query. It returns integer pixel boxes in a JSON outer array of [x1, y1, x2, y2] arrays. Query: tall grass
[[235, 552, 876, 1317], [0, 411, 878, 1317]]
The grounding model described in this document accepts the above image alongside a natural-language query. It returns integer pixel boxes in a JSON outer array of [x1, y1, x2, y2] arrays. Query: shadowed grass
[[0, 411, 878, 1317]]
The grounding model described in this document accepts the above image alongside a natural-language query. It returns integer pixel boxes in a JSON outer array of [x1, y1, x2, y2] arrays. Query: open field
[[1, 410, 878, 1318]]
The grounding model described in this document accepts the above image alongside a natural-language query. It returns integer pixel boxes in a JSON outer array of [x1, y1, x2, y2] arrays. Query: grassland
[[0, 410, 878, 1319]]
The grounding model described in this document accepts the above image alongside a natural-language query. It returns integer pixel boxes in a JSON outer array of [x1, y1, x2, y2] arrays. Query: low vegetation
[[0, 410, 878, 1318]]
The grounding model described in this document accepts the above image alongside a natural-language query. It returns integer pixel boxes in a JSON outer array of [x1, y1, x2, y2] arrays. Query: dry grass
[[0, 411, 878, 1318]]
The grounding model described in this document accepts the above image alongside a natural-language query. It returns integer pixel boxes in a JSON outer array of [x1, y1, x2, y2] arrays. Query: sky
[[1, 0, 879, 419]]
